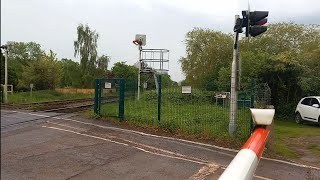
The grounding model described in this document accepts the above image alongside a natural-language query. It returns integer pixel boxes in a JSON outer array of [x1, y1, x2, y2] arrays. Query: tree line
[[0, 24, 175, 92], [1, 22, 318, 116], [180, 23, 320, 116]]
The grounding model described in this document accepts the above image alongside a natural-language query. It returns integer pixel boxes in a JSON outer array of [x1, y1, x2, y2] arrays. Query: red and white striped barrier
[[219, 108, 275, 180]]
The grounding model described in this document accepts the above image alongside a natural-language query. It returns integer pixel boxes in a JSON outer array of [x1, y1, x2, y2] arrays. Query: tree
[[179, 28, 233, 90], [238, 23, 320, 114], [59, 58, 82, 87], [20, 51, 62, 90], [97, 55, 109, 70], [180, 23, 320, 116], [8, 42, 44, 65], [111, 62, 138, 90], [3, 42, 45, 90], [74, 24, 99, 79], [95, 54, 110, 78]]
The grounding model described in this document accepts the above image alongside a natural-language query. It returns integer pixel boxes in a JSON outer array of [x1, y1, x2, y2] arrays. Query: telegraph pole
[[229, 15, 240, 136]]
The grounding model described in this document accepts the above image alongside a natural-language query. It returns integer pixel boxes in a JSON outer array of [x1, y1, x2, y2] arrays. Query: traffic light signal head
[[242, 11, 269, 37]]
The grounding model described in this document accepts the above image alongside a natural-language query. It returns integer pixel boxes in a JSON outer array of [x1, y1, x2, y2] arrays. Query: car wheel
[[295, 113, 303, 124]]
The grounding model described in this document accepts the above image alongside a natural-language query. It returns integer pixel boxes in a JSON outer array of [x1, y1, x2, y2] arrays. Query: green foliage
[[2, 42, 45, 91], [7, 90, 93, 103], [59, 58, 82, 87], [95, 54, 110, 78], [179, 28, 233, 90], [20, 52, 62, 90], [181, 23, 320, 116], [112, 61, 138, 90], [74, 23, 99, 87]]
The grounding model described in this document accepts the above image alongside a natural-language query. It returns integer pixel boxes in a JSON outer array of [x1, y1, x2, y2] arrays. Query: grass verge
[[270, 118, 320, 161], [7, 90, 93, 103], [89, 97, 252, 148]]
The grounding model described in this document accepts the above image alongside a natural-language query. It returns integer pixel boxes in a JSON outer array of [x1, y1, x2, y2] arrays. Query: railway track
[[0, 96, 118, 113]]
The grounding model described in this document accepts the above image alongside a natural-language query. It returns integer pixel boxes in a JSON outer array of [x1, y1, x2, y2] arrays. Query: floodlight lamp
[[133, 40, 142, 46]]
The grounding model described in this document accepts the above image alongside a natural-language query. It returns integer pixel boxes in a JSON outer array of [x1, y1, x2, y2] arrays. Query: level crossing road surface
[[1, 110, 319, 180]]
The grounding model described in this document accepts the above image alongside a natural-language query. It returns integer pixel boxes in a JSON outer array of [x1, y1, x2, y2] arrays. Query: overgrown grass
[[7, 90, 93, 103], [307, 144, 320, 155], [100, 98, 251, 142], [273, 119, 320, 159]]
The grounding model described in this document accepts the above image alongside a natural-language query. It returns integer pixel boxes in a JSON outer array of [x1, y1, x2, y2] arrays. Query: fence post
[[157, 75, 162, 124], [250, 79, 256, 134], [119, 79, 125, 121], [94, 79, 101, 115]]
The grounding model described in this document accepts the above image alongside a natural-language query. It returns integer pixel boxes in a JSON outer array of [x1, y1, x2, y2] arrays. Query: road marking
[[42, 125, 211, 165], [42, 124, 272, 180], [47, 121, 87, 131], [43, 124, 273, 180], [42, 125, 128, 146], [1, 114, 25, 119], [1, 110, 18, 113], [7, 110, 320, 171], [189, 163, 219, 180], [253, 175, 273, 180]]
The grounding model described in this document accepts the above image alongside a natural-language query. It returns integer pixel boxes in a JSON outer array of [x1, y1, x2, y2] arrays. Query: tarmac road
[[1, 110, 319, 180]]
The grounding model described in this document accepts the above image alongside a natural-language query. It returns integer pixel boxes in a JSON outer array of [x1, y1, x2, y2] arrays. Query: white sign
[[30, 83, 34, 89], [182, 86, 191, 94], [105, 82, 112, 89]]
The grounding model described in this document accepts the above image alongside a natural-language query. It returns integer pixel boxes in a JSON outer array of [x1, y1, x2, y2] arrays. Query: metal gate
[[94, 78, 125, 120]]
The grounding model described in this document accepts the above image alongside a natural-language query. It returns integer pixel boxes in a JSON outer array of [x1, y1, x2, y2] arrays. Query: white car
[[295, 96, 320, 125]]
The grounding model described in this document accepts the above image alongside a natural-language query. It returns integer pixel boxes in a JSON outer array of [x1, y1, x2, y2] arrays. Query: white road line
[[91, 132, 211, 164], [1, 110, 17, 113], [46, 121, 87, 131], [189, 163, 219, 180], [1, 114, 25, 119], [253, 175, 273, 180], [42, 126, 128, 146], [43, 125, 273, 180], [42, 125, 209, 165], [10, 110, 320, 171]]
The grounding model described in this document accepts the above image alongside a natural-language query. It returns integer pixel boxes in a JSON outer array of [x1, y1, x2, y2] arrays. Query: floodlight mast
[[138, 44, 142, 100], [0, 41, 14, 103], [133, 35, 145, 100]]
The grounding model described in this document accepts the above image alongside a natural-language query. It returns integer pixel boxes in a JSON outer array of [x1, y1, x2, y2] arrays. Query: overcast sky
[[1, 0, 320, 82]]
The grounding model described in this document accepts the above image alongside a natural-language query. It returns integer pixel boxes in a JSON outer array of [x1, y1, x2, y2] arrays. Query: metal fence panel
[[95, 78, 254, 140]]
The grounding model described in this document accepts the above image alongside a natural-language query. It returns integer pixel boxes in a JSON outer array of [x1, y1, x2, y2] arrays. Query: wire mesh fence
[[96, 77, 254, 140]]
